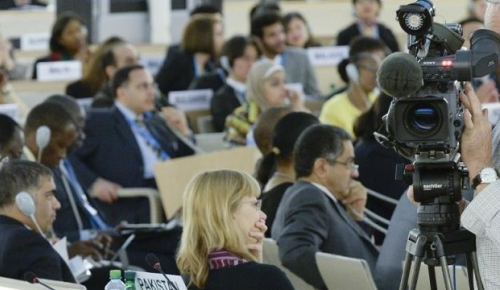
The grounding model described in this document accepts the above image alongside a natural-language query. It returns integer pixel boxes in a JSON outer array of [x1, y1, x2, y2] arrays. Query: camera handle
[[399, 228, 484, 290]]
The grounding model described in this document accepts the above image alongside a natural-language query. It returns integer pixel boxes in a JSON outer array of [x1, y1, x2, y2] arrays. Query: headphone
[[15, 191, 46, 238], [346, 63, 359, 84]]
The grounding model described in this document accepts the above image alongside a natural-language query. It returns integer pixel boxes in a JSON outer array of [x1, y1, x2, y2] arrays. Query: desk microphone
[[145, 253, 177, 289], [24, 271, 56, 290]]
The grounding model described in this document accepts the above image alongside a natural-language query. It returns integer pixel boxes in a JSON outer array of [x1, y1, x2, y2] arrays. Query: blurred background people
[[225, 60, 307, 145], [210, 36, 260, 132], [283, 12, 321, 49], [337, 0, 399, 53], [176, 170, 293, 290], [0, 113, 23, 160], [155, 14, 224, 100], [320, 37, 387, 138], [32, 11, 89, 79], [256, 112, 319, 237]]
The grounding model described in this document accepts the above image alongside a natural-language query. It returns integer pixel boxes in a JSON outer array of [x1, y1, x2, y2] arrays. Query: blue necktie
[[61, 160, 110, 230], [129, 115, 170, 161]]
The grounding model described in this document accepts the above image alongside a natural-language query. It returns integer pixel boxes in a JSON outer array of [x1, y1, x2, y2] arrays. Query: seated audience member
[[272, 124, 378, 290], [44, 94, 182, 274], [257, 112, 319, 237], [65, 36, 128, 99], [251, 12, 320, 96], [337, 0, 399, 53], [283, 12, 321, 49], [155, 14, 224, 99], [32, 12, 89, 79], [210, 36, 260, 132], [70, 65, 195, 225], [0, 114, 23, 159], [0, 160, 75, 283], [253, 106, 292, 156], [353, 93, 410, 244], [225, 60, 306, 145], [319, 37, 387, 137], [177, 170, 294, 290]]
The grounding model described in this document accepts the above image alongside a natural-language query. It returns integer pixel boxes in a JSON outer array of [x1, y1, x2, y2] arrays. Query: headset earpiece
[[346, 63, 360, 84], [15, 191, 36, 216]]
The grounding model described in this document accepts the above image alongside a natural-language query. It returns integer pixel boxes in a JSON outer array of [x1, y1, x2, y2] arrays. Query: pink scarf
[[208, 249, 248, 270]]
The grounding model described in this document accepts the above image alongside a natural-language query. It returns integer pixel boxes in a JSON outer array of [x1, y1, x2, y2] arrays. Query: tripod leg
[[399, 252, 414, 290], [470, 251, 485, 290], [428, 265, 438, 290], [432, 235, 452, 290], [409, 256, 423, 290], [466, 252, 474, 289]]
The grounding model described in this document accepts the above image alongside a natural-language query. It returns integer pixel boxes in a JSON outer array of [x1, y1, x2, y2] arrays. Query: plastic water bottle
[[104, 269, 125, 290], [124, 270, 136, 290]]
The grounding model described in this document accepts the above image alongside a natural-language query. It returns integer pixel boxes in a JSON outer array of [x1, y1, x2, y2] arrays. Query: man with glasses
[[69, 65, 195, 225], [271, 124, 378, 290]]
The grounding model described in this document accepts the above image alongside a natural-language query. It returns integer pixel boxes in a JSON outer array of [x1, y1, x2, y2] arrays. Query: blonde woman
[[177, 170, 293, 290]]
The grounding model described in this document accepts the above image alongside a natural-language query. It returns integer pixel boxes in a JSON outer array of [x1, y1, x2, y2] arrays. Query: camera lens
[[406, 104, 441, 136]]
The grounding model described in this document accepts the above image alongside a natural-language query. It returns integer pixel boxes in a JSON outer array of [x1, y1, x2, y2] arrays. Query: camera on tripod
[[378, 0, 500, 229]]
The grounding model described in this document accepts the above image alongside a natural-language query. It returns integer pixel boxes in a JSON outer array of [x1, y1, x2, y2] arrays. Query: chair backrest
[[263, 238, 315, 290], [196, 115, 216, 134], [315, 252, 377, 290], [154, 146, 261, 219]]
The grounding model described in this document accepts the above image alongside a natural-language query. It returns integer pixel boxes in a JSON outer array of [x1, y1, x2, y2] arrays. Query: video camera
[[377, 0, 500, 231]]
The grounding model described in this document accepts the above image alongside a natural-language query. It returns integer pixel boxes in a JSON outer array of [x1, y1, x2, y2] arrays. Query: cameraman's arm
[[460, 83, 500, 246]]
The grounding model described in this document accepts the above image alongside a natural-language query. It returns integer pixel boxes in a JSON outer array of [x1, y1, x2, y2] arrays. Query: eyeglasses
[[327, 159, 359, 172], [241, 199, 262, 211]]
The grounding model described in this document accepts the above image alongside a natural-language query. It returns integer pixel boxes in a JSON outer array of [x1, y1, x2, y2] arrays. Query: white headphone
[[346, 63, 359, 84], [15, 191, 45, 238]]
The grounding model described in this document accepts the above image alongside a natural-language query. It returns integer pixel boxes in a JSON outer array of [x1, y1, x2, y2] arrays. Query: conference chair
[[315, 252, 377, 290]]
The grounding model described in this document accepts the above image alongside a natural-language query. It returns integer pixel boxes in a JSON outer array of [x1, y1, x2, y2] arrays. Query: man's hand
[[67, 240, 103, 261], [161, 107, 191, 136], [460, 83, 493, 181], [247, 212, 267, 262], [341, 180, 367, 220], [90, 178, 121, 204]]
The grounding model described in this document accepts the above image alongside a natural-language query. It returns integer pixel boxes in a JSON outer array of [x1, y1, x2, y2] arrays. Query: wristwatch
[[472, 167, 500, 189]]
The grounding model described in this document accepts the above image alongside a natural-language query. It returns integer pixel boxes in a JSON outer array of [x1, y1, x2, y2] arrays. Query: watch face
[[481, 168, 499, 182]]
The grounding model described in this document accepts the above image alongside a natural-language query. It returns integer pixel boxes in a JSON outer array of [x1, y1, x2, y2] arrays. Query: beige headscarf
[[245, 60, 284, 110]]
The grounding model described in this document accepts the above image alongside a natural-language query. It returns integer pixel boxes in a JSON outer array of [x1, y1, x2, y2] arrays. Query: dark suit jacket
[[271, 181, 379, 289], [155, 46, 216, 100], [66, 80, 93, 99], [0, 215, 76, 283], [188, 69, 226, 93], [337, 22, 400, 53], [210, 84, 243, 132], [69, 106, 194, 224]]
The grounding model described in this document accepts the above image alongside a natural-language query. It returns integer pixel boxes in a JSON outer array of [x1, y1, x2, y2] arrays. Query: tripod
[[399, 227, 484, 290]]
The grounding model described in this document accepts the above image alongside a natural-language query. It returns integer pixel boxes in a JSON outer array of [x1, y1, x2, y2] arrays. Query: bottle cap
[[124, 270, 136, 279], [109, 269, 122, 279]]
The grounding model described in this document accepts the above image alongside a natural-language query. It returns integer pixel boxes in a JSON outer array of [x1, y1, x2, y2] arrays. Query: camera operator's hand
[[460, 83, 493, 188]]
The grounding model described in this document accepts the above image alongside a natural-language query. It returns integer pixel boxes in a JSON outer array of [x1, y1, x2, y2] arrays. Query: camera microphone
[[24, 271, 56, 290], [377, 52, 424, 98], [145, 253, 177, 288]]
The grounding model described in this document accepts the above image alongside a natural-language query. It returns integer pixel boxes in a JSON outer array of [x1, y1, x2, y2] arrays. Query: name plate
[[307, 46, 349, 67], [20, 33, 50, 51], [36, 61, 82, 82], [483, 102, 500, 125], [140, 56, 165, 76], [169, 89, 213, 111], [0, 104, 19, 122], [134, 271, 187, 290]]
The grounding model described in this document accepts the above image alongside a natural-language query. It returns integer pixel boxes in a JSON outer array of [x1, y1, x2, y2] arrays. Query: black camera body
[[379, 0, 500, 231]]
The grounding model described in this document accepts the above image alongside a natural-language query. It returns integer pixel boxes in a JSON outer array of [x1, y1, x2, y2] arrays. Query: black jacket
[[337, 22, 400, 53]]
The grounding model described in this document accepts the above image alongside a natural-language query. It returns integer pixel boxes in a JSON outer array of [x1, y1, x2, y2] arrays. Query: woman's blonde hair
[[246, 59, 284, 110], [176, 170, 261, 289]]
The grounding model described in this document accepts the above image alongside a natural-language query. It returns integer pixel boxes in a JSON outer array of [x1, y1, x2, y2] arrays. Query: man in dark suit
[[0, 160, 76, 283], [251, 12, 320, 97], [70, 64, 195, 225], [271, 124, 379, 290]]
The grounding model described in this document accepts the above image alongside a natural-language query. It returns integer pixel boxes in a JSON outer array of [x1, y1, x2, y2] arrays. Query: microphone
[[35, 126, 51, 163], [145, 253, 176, 288], [24, 271, 56, 290], [377, 52, 424, 98]]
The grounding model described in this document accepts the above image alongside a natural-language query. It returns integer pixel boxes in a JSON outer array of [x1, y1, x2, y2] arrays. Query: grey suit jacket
[[283, 47, 320, 97], [271, 181, 379, 289]]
